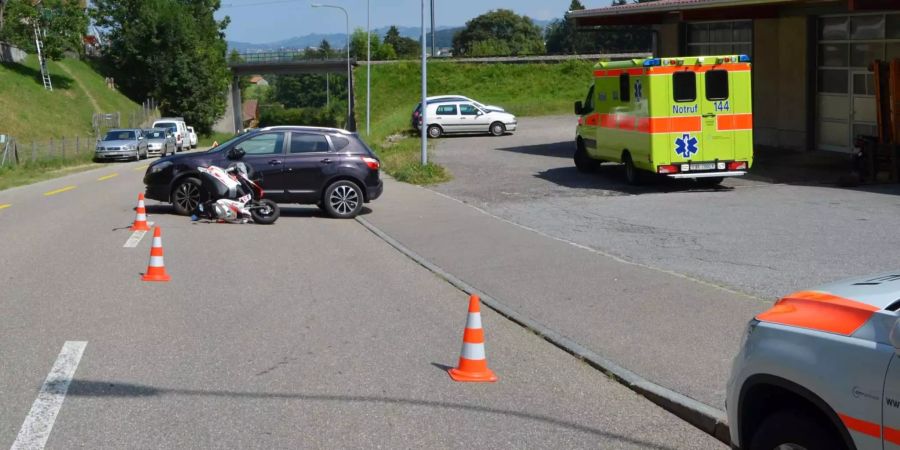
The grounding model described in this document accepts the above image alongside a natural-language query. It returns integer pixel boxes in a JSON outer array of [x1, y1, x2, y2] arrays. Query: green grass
[[354, 60, 595, 184], [0, 55, 144, 191]]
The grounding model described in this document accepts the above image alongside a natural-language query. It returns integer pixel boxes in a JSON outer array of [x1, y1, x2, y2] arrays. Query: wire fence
[[0, 135, 97, 168]]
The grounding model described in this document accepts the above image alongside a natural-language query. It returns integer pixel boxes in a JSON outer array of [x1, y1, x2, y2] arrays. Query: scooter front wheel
[[250, 199, 280, 224]]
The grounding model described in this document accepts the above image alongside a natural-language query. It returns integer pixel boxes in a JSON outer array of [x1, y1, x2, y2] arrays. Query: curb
[[356, 215, 732, 445]]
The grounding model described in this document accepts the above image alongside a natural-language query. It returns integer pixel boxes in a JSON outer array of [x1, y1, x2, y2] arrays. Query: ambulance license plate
[[690, 163, 716, 171]]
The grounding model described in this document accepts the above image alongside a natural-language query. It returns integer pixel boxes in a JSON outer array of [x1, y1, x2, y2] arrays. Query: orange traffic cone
[[131, 193, 151, 231], [141, 226, 171, 282], [449, 295, 498, 382]]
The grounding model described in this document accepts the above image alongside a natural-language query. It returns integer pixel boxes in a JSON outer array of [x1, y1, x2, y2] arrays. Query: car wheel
[[171, 177, 204, 216], [323, 180, 363, 219], [427, 125, 442, 139], [574, 141, 599, 173], [623, 153, 642, 186], [490, 122, 505, 136], [750, 409, 843, 450]]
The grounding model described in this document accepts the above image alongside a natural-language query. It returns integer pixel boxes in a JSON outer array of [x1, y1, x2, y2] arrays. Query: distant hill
[[229, 19, 554, 53]]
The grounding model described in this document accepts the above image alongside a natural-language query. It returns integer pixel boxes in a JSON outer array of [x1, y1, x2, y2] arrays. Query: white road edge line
[[123, 222, 154, 248], [12, 341, 88, 450]]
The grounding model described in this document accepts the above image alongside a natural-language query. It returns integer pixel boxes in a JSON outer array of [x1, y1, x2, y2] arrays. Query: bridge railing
[[233, 51, 331, 64]]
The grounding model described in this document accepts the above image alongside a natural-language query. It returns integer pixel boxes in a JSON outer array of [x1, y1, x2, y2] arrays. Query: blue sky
[[218, 0, 590, 43]]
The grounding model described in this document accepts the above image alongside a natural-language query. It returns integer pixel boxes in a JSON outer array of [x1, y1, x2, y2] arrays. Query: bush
[[258, 105, 344, 128]]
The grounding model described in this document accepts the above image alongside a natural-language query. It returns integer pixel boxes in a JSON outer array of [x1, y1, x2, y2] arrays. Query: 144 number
[[714, 100, 730, 112]]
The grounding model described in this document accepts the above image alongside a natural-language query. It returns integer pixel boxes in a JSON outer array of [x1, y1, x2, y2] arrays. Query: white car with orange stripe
[[727, 273, 900, 449]]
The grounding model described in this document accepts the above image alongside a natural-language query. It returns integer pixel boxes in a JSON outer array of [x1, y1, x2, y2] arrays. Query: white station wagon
[[420, 101, 518, 138]]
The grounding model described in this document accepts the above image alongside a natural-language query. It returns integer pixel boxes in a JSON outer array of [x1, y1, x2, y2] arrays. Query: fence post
[[31, 142, 36, 163], [75, 136, 80, 155], [62, 137, 66, 159], [49, 138, 54, 159]]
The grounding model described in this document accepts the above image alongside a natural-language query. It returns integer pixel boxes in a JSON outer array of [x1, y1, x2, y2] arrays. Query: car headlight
[[149, 161, 173, 174]]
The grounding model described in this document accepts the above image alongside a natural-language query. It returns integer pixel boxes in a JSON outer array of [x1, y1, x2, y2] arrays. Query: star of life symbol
[[634, 79, 642, 102], [675, 133, 698, 157]]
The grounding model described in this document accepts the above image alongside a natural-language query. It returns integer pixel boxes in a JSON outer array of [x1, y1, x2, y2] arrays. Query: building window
[[673, 72, 696, 102], [816, 13, 900, 152], [686, 20, 752, 57]]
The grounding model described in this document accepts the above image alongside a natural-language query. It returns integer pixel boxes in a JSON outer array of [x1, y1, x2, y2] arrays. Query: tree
[[383, 25, 420, 59], [348, 27, 395, 61], [92, 0, 231, 133], [0, 0, 88, 60], [452, 9, 545, 57], [546, 0, 654, 54]]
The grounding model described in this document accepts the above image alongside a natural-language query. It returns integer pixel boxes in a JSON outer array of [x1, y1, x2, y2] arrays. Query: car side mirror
[[575, 101, 583, 115], [227, 147, 246, 160], [139, 136, 144, 140]]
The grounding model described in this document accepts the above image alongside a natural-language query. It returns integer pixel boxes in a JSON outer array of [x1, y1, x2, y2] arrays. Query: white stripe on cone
[[466, 313, 482, 329], [461, 342, 486, 360], [148, 255, 165, 267], [151, 237, 162, 247]]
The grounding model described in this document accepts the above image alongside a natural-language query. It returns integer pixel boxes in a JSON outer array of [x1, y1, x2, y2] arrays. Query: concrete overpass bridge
[[216, 54, 358, 134]]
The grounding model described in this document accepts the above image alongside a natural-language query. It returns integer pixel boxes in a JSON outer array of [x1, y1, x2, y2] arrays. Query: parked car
[[94, 128, 148, 161], [418, 101, 517, 138], [187, 126, 198, 149], [411, 95, 505, 129], [144, 128, 175, 157], [152, 118, 189, 152], [143, 126, 383, 219], [727, 272, 900, 449]]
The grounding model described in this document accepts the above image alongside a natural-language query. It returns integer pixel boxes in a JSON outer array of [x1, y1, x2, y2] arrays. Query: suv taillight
[[361, 157, 380, 170]]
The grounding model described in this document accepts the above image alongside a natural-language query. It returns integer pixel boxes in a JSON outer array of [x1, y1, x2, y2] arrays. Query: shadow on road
[[65, 378, 682, 449], [495, 141, 573, 159], [536, 166, 734, 195], [144, 204, 372, 219]]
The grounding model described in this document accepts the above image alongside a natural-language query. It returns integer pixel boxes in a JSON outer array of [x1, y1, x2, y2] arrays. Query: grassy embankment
[[0, 55, 143, 190], [354, 59, 595, 184]]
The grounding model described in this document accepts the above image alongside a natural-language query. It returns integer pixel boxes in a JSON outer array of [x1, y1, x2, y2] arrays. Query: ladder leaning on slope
[[33, 24, 52, 91]]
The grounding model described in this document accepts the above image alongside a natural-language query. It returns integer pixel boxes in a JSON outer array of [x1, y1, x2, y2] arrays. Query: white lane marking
[[123, 221, 154, 248], [12, 341, 88, 450]]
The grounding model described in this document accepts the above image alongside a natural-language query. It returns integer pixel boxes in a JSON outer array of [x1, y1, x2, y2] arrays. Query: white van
[[152, 118, 189, 152]]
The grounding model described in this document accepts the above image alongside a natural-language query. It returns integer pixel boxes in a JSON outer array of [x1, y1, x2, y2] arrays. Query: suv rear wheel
[[750, 409, 843, 450], [427, 125, 443, 139], [323, 180, 363, 219]]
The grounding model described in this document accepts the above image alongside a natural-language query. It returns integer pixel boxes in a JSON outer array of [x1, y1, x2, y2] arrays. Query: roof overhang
[[567, 0, 896, 28]]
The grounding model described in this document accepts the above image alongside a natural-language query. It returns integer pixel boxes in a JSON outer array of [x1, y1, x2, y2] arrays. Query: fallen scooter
[[192, 148, 280, 224]]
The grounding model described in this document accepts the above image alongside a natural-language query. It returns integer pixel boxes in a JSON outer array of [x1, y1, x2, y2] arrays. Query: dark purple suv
[[143, 126, 383, 219]]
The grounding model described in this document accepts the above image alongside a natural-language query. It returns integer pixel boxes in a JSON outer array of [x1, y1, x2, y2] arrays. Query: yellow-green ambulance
[[574, 55, 754, 186]]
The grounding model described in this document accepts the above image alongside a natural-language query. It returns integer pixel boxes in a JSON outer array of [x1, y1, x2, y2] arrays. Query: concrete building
[[569, 0, 899, 154]]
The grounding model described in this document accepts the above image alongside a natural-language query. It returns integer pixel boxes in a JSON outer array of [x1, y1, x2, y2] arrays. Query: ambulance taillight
[[727, 161, 748, 171], [657, 165, 679, 174]]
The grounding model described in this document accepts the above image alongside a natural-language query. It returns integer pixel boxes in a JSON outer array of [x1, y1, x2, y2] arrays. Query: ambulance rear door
[[698, 67, 735, 164]]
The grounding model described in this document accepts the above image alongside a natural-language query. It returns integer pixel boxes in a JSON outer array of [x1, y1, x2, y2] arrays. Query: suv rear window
[[155, 122, 176, 129], [330, 135, 350, 151], [673, 72, 696, 102], [706, 70, 729, 101]]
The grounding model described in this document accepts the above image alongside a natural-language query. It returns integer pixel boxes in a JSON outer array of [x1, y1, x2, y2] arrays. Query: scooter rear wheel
[[250, 199, 280, 224]]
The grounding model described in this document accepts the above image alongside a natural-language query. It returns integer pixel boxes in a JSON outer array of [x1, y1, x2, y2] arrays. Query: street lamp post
[[312, 3, 351, 125], [366, 0, 371, 136], [420, 0, 427, 165]]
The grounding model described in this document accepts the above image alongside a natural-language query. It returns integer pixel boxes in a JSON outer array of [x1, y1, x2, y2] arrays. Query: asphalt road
[[0, 158, 722, 448], [432, 115, 900, 300]]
